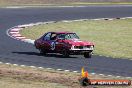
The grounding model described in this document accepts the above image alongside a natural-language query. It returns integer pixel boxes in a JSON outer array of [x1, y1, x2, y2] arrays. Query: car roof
[[50, 31, 75, 34]]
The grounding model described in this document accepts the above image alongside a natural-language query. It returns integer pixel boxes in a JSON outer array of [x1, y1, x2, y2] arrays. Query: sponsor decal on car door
[[50, 41, 56, 50]]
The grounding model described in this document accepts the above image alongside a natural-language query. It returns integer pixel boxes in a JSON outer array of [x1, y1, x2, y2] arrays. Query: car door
[[55, 34, 65, 52], [41, 32, 52, 50], [50, 33, 57, 51]]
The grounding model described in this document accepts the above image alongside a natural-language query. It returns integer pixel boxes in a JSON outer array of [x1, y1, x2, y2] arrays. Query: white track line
[[30, 66, 36, 68], [15, 36, 26, 39], [20, 65, 25, 67], [57, 69, 63, 71], [91, 73, 96, 75], [116, 76, 121, 78], [12, 34, 22, 36], [99, 74, 104, 76], [13, 64, 18, 66], [47, 68, 52, 70], [11, 28, 21, 31], [73, 71, 78, 73], [5, 63, 10, 65], [0, 62, 3, 64], [64, 70, 70, 72], [38, 67, 43, 69], [10, 31, 19, 34], [126, 77, 131, 79], [108, 75, 112, 77]]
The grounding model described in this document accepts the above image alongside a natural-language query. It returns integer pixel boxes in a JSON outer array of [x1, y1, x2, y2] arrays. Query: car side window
[[43, 33, 51, 40], [51, 33, 57, 40], [65, 34, 70, 39], [58, 34, 65, 39]]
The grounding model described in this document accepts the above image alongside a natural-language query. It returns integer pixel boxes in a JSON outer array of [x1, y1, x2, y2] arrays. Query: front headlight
[[71, 45, 74, 49], [90, 46, 94, 49]]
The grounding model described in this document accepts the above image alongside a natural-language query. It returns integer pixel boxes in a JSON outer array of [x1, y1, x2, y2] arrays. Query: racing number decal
[[51, 42, 55, 50]]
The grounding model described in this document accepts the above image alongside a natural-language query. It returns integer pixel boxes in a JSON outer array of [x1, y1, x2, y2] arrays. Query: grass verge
[[0, 63, 131, 88], [20, 19, 132, 59], [70, 2, 132, 5], [1, 1, 132, 7]]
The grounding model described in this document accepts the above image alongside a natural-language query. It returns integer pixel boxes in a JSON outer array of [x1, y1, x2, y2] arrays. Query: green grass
[[20, 19, 132, 59], [1, 1, 132, 7], [71, 2, 132, 5]]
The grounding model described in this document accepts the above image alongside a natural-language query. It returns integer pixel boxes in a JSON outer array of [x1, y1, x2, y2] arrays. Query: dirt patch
[[0, 66, 82, 88]]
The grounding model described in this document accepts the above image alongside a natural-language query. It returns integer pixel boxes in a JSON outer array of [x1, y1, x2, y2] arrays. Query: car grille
[[74, 45, 91, 49]]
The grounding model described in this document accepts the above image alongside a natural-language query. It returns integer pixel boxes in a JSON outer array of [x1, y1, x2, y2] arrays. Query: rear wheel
[[84, 52, 92, 58], [39, 49, 46, 55]]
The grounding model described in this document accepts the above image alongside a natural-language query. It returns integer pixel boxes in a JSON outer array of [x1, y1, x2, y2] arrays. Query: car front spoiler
[[69, 49, 93, 55]]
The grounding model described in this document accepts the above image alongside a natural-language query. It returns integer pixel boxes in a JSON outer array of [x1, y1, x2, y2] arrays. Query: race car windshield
[[66, 33, 79, 39], [58, 33, 79, 40]]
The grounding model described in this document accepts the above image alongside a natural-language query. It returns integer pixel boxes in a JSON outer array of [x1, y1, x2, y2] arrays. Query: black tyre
[[39, 49, 46, 55], [84, 52, 92, 58], [62, 49, 69, 57]]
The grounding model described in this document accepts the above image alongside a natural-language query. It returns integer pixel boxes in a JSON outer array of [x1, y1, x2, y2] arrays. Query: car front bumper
[[69, 49, 93, 55]]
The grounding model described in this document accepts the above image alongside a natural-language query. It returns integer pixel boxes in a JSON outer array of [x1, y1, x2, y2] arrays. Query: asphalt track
[[0, 6, 132, 77]]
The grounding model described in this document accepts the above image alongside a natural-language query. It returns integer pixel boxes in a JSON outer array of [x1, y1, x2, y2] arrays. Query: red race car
[[34, 32, 94, 58]]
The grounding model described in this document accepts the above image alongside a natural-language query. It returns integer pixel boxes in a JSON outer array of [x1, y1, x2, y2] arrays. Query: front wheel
[[84, 52, 92, 58], [62, 49, 69, 57]]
